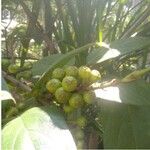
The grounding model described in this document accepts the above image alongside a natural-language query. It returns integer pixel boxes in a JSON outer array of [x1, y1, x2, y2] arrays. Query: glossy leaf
[[87, 47, 108, 65], [87, 36, 150, 64], [95, 79, 150, 105], [1, 77, 15, 102], [2, 77, 9, 91], [32, 54, 74, 76], [110, 36, 150, 53], [101, 100, 150, 149], [2, 106, 77, 150]]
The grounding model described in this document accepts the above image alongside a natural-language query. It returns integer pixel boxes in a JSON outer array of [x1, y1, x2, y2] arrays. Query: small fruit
[[16, 71, 32, 80], [46, 79, 61, 94], [78, 66, 91, 80], [69, 93, 83, 108], [76, 116, 87, 128], [52, 68, 65, 80], [23, 62, 33, 69], [2, 59, 11, 70], [62, 76, 78, 92], [16, 72, 23, 80], [90, 70, 101, 83], [23, 71, 32, 79], [55, 87, 71, 103], [65, 66, 78, 77], [63, 105, 74, 113], [8, 64, 20, 74], [83, 91, 95, 104]]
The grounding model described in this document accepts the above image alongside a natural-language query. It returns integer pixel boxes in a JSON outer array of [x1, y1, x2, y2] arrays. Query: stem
[[2, 71, 32, 92], [87, 79, 119, 91]]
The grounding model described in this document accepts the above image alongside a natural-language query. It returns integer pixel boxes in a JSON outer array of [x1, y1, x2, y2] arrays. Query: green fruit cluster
[[71, 127, 84, 149], [16, 70, 32, 80], [5, 61, 33, 80], [46, 66, 100, 127], [8, 64, 20, 74], [2, 59, 11, 71]]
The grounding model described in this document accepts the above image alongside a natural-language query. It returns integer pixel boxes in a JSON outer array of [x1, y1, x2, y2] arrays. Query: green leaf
[[32, 54, 74, 76], [1, 77, 16, 115], [95, 80, 150, 105], [2, 77, 9, 91], [101, 101, 150, 149], [1, 77, 15, 102], [2, 106, 77, 150], [87, 47, 108, 65], [32, 54, 74, 75], [1, 91, 15, 102], [87, 36, 150, 65], [110, 36, 150, 53]]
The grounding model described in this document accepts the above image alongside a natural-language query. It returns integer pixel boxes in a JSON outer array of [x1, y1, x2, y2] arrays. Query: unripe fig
[[55, 87, 71, 104], [78, 66, 91, 80], [65, 66, 78, 77], [83, 91, 95, 104], [23, 62, 33, 69], [16, 73, 22, 80], [63, 105, 74, 113], [76, 116, 87, 128], [69, 93, 83, 108], [16, 71, 32, 80], [8, 64, 20, 74], [52, 68, 65, 80], [62, 76, 78, 92], [2, 59, 11, 70], [46, 79, 61, 94], [90, 69, 101, 83], [23, 71, 32, 79]]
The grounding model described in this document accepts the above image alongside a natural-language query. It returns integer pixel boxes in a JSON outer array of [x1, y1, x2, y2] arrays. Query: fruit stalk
[[2, 71, 32, 92]]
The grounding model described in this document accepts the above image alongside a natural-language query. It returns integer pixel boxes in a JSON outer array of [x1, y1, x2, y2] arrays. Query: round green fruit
[[8, 64, 20, 74], [46, 79, 61, 94], [63, 105, 74, 113], [16, 72, 23, 80], [76, 116, 87, 128], [69, 93, 83, 108], [2, 59, 11, 69], [62, 76, 78, 92], [55, 87, 71, 104], [90, 69, 101, 83], [23, 62, 33, 69], [83, 91, 95, 104], [16, 71, 32, 80], [78, 66, 91, 80], [52, 68, 65, 80], [23, 71, 32, 79], [65, 66, 78, 77]]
